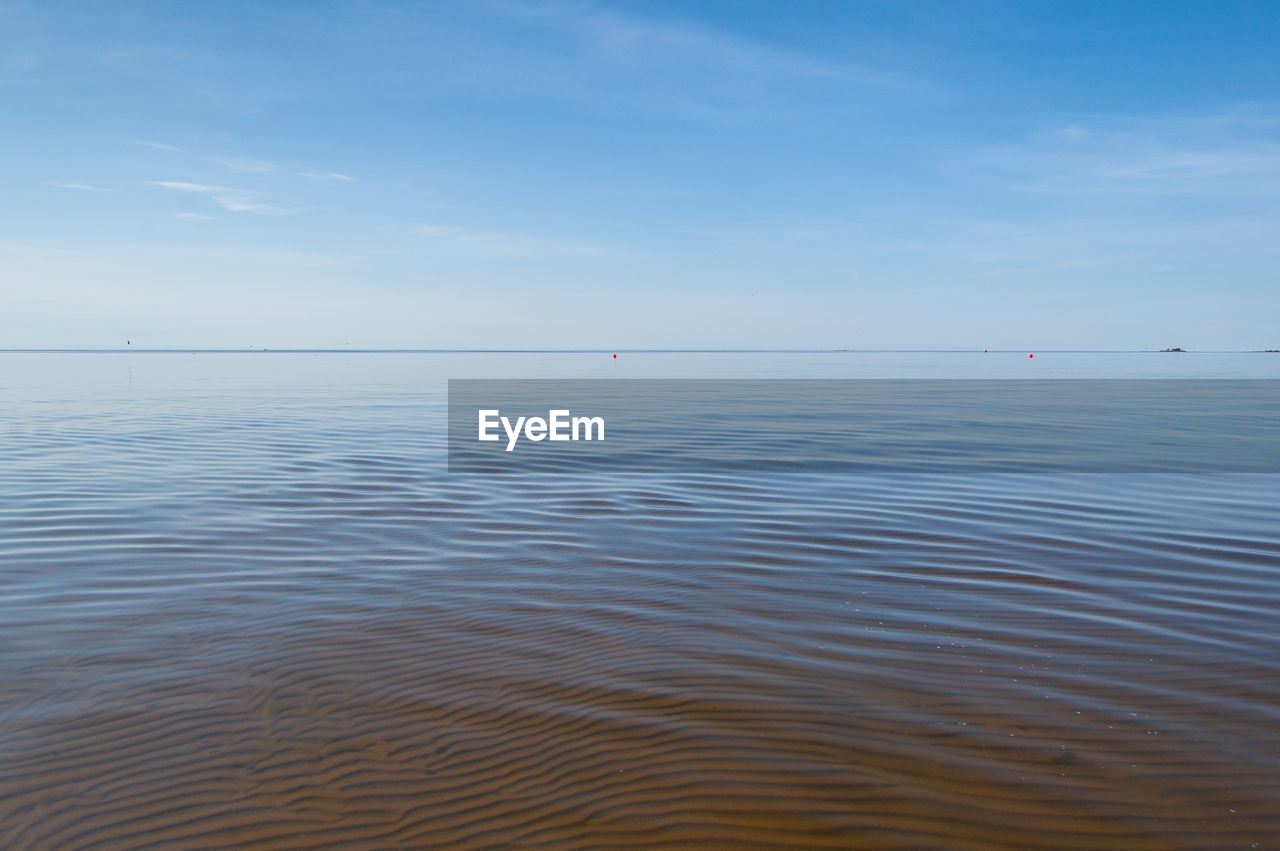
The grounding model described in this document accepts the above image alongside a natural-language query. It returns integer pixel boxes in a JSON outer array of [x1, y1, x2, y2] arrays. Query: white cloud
[[494, 1, 899, 87], [989, 106, 1280, 198], [412, 223, 617, 258], [219, 157, 276, 173], [150, 180, 295, 214], [421, 1, 917, 123], [152, 180, 215, 192], [301, 170, 354, 182], [49, 182, 112, 191], [173, 212, 214, 220]]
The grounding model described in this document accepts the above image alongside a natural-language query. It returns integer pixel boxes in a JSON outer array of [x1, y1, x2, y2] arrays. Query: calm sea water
[[2, 352, 1279, 849]]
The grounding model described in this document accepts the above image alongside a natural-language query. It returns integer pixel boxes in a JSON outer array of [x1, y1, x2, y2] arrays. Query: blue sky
[[3, 0, 1278, 349]]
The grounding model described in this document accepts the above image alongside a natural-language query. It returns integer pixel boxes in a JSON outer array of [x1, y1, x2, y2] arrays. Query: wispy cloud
[[139, 140, 179, 151], [301, 170, 354, 182], [49, 181, 112, 191], [418, 0, 917, 122], [986, 106, 1280, 198], [219, 157, 275, 174], [494, 1, 901, 87], [151, 180, 298, 214], [413, 223, 617, 258], [173, 212, 214, 220]]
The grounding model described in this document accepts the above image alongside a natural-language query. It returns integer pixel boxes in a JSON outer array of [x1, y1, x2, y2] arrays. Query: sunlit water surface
[[2, 352, 1278, 849]]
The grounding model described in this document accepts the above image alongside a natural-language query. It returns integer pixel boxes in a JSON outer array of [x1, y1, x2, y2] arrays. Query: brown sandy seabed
[[3, 518, 1279, 850], [1, 378, 1278, 848]]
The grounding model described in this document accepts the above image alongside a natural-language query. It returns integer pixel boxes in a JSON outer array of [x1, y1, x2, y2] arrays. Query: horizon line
[[3, 348, 1277, 355]]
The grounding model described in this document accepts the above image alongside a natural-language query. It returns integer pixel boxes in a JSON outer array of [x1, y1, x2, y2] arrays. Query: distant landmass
[[1159, 347, 1186, 352]]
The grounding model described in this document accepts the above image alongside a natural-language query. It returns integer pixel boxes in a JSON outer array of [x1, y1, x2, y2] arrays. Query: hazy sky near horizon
[[3, 0, 1279, 349]]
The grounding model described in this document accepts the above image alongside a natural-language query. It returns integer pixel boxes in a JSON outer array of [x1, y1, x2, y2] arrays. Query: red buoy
[[612, 353, 617, 359], [1028, 353, 1034, 359]]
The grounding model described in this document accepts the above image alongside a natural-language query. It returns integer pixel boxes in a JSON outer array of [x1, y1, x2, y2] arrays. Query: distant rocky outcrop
[[1159, 347, 1185, 352]]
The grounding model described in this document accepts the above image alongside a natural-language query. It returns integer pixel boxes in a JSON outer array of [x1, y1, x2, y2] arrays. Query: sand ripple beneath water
[[2, 379, 1279, 848]]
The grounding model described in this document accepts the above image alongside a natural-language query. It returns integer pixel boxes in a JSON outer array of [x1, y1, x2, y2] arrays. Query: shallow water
[[2, 352, 1279, 849]]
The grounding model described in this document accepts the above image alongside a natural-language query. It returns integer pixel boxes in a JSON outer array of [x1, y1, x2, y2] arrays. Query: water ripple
[[1, 355, 1278, 848]]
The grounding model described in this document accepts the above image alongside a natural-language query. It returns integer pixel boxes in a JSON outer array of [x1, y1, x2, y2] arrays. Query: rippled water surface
[[2, 352, 1279, 849]]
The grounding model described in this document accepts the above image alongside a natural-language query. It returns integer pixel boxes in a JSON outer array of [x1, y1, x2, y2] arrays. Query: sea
[[1, 350, 1278, 849]]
